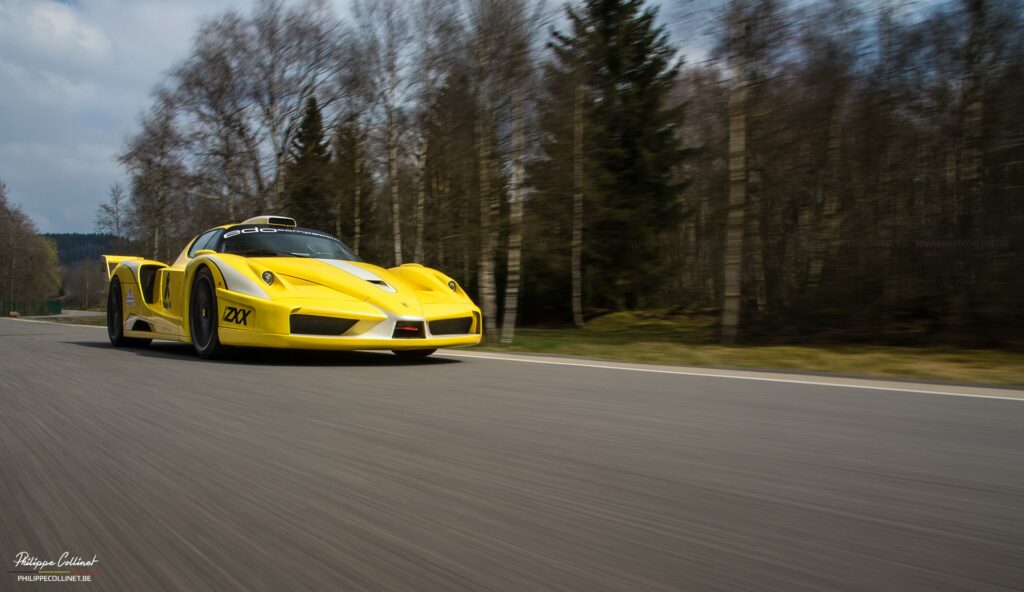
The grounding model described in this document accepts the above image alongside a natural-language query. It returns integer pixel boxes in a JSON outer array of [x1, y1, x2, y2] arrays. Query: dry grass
[[473, 311, 1024, 387]]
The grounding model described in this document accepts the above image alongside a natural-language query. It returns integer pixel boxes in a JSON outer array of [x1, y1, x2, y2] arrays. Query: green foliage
[[538, 0, 685, 311], [285, 97, 332, 230], [44, 233, 118, 265], [0, 181, 62, 312]]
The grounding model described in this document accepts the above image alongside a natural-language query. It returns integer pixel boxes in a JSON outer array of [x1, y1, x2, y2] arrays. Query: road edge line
[[438, 351, 1024, 402]]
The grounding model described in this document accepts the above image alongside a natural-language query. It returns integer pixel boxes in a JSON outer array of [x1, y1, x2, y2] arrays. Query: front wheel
[[107, 277, 151, 348], [392, 348, 437, 360], [189, 267, 224, 359]]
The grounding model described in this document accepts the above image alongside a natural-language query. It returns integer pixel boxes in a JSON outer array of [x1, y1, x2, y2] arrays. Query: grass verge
[[43, 315, 107, 327], [473, 311, 1024, 387]]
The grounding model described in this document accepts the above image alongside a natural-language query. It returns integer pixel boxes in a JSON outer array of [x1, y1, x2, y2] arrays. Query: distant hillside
[[45, 233, 118, 265]]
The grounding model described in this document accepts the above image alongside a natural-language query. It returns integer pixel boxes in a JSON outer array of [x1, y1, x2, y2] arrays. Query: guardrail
[[2, 300, 63, 317]]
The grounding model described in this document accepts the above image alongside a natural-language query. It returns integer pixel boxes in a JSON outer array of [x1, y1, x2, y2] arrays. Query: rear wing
[[102, 255, 145, 281]]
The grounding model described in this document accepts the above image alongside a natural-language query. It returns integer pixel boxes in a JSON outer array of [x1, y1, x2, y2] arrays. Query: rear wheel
[[392, 348, 437, 360], [106, 277, 151, 348], [189, 268, 223, 359]]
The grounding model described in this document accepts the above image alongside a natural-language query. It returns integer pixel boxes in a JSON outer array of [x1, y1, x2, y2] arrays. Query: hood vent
[[367, 279, 397, 293]]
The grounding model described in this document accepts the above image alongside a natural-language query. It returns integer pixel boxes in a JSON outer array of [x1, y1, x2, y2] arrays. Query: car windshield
[[219, 226, 360, 261]]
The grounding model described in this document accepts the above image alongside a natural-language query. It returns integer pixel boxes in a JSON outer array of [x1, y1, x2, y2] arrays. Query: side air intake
[[290, 315, 356, 336], [428, 317, 473, 335]]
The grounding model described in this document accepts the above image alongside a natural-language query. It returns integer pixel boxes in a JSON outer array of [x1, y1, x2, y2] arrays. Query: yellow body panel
[[105, 222, 482, 353]]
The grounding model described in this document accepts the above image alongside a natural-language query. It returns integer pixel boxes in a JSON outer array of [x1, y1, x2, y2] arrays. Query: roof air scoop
[[241, 215, 297, 227]]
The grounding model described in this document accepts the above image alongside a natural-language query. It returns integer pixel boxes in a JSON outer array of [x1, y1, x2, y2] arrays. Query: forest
[[96, 0, 1024, 345], [0, 181, 61, 315]]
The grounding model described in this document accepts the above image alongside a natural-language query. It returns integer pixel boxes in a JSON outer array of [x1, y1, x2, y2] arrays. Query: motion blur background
[[1, 0, 1022, 350]]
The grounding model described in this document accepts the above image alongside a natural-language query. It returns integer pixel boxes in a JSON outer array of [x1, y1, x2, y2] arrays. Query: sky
[[0, 0, 246, 233], [0, 0, 694, 234]]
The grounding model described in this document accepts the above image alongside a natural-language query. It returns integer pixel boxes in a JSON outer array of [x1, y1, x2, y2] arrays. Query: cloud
[[0, 0, 242, 233], [2, 1, 113, 70]]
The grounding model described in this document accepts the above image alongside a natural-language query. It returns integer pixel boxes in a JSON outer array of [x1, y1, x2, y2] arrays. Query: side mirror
[[194, 249, 217, 256]]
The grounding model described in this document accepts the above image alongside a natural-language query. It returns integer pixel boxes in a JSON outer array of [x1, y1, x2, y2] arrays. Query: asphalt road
[[1, 318, 1022, 592]]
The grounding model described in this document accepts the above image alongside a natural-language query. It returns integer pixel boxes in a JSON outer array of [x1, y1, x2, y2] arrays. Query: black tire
[[107, 277, 151, 348], [189, 267, 223, 359], [392, 348, 437, 360]]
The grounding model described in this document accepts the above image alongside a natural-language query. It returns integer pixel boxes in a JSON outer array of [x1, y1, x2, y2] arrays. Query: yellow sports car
[[103, 216, 482, 359]]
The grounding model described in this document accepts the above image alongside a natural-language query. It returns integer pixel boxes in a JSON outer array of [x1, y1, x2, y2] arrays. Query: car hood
[[251, 257, 451, 315]]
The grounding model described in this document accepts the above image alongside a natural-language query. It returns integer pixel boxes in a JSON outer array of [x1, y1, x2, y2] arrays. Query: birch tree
[[247, 0, 341, 211], [96, 183, 129, 243], [498, 0, 542, 343], [354, 0, 411, 266], [720, 13, 748, 343]]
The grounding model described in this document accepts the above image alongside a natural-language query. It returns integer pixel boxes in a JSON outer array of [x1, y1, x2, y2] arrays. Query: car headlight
[[448, 280, 457, 292], [262, 271, 275, 286]]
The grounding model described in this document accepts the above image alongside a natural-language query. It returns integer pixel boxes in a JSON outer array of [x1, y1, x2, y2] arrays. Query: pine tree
[[284, 97, 332, 230], [539, 0, 684, 313]]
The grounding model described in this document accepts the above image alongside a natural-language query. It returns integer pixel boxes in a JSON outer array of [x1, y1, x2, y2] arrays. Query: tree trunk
[[353, 150, 362, 256], [434, 175, 443, 266], [747, 161, 767, 315], [335, 187, 343, 239], [475, 44, 498, 340], [807, 107, 843, 293], [414, 134, 427, 262], [388, 109, 403, 266], [961, 0, 986, 233], [948, 0, 986, 332], [273, 150, 286, 212], [500, 86, 526, 344], [9, 250, 16, 313], [571, 82, 585, 328], [721, 47, 748, 344], [477, 119, 497, 338]]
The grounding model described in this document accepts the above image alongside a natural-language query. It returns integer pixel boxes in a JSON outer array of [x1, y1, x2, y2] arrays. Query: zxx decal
[[223, 306, 252, 326]]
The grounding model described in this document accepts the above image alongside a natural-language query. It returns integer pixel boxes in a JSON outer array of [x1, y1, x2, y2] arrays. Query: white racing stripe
[[437, 351, 1024, 402], [318, 259, 398, 293], [204, 255, 269, 300]]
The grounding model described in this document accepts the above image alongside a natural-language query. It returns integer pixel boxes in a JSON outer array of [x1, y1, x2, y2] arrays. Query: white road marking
[[438, 351, 1024, 402], [5, 317, 105, 328], [5, 318, 1021, 401]]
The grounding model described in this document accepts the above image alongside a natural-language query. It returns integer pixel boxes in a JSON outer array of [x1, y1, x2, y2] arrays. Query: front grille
[[429, 317, 473, 335], [392, 321, 425, 338], [290, 315, 357, 336]]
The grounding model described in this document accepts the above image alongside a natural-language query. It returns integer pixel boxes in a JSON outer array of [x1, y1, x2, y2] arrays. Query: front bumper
[[213, 288, 482, 350], [218, 328, 481, 350]]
